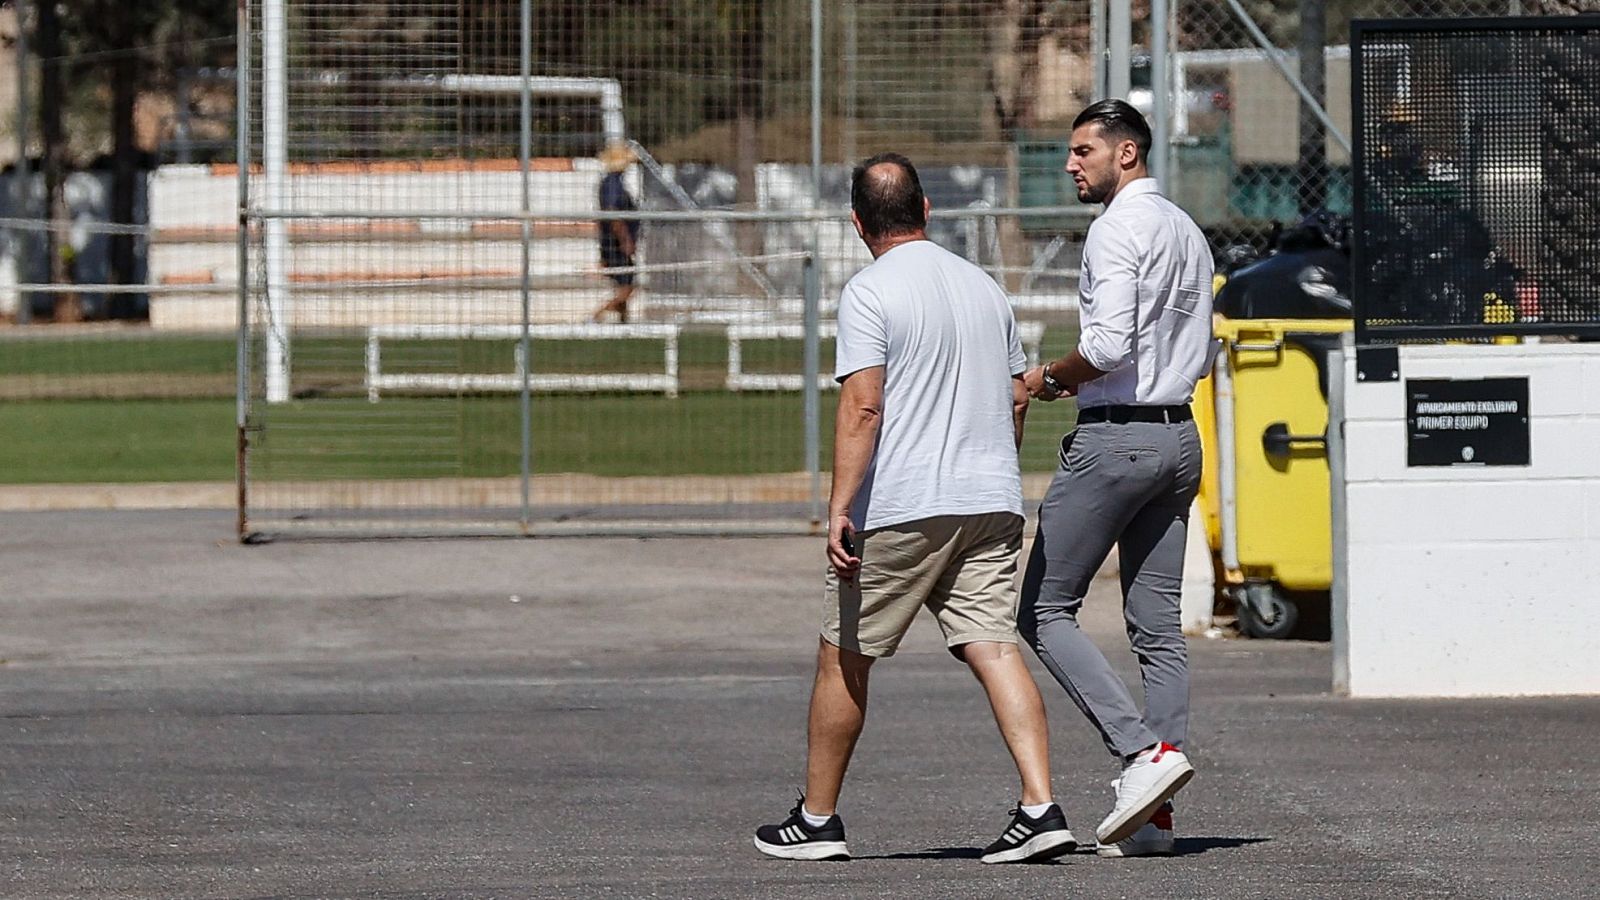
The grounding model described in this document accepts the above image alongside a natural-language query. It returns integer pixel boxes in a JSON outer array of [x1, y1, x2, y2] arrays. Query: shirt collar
[[1106, 176, 1160, 209]]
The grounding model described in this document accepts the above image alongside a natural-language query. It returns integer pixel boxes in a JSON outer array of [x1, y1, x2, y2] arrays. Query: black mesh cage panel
[[1353, 17, 1600, 340]]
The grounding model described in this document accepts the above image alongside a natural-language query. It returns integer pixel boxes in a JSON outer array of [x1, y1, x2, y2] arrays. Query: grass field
[[1, 327, 1080, 483]]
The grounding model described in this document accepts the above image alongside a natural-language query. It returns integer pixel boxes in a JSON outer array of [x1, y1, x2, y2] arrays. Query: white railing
[[364, 323, 681, 401], [725, 323, 839, 391], [366, 319, 1051, 400]]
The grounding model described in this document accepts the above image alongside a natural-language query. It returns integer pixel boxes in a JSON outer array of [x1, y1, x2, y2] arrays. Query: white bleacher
[[364, 319, 1049, 401], [364, 323, 681, 401]]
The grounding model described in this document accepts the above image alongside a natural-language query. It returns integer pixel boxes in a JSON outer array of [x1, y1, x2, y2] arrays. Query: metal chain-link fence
[[1168, 0, 1573, 257], [1, 2, 243, 488], [8, 1, 1585, 533], [234, 1, 1092, 538], [1353, 15, 1600, 339]]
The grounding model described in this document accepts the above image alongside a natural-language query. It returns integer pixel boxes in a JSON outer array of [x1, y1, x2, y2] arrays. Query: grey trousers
[[1018, 418, 1203, 759]]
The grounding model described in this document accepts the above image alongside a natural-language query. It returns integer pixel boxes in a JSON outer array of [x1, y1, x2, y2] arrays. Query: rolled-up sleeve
[[1077, 220, 1140, 373], [835, 282, 887, 382]]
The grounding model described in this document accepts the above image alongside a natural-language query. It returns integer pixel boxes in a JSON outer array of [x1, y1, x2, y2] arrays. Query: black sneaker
[[980, 803, 1078, 864], [753, 799, 850, 861]]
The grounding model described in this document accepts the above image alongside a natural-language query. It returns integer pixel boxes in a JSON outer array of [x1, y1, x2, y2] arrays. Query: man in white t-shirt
[[753, 154, 1076, 866]]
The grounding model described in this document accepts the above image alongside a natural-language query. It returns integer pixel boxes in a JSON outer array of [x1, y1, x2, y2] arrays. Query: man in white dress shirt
[[1020, 100, 1215, 856]]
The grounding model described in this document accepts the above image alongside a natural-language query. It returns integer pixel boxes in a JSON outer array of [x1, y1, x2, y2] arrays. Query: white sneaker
[[1095, 742, 1193, 845], [1096, 802, 1175, 857]]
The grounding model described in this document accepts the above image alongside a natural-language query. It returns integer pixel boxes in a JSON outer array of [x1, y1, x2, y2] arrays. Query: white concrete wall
[[1334, 340, 1600, 698], [147, 162, 610, 329], [148, 165, 239, 231], [154, 237, 593, 281], [149, 160, 616, 230]]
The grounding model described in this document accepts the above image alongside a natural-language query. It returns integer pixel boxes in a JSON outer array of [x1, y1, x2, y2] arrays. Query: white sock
[[800, 804, 832, 828], [1020, 801, 1054, 818]]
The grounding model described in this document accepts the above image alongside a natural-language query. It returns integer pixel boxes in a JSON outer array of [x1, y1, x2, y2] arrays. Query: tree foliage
[[25, 0, 234, 162]]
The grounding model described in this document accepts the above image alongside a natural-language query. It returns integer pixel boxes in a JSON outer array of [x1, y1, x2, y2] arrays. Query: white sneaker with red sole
[[1095, 742, 1194, 845], [1097, 801, 1175, 857]]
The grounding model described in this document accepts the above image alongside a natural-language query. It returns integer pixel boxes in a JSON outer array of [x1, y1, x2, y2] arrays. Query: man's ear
[[1119, 139, 1140, 170], [850, 210, 866, 240], [922, 197, 931, 221]]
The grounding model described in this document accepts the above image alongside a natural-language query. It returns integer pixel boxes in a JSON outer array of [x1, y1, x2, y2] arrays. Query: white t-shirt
[[834, 240, 1027, 532]]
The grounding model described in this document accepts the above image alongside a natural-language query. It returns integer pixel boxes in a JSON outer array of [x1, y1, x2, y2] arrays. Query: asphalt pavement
[[1, 510, 1595, 898]]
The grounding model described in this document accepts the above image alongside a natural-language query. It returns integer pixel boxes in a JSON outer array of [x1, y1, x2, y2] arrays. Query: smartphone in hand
[[841, 529, 856, 558]]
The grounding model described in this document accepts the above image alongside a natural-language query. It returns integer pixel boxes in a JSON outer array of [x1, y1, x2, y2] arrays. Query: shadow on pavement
[[1173, 836, 1271, 855], [856, 847, 986, 861], [864, 835, 1268, 862]]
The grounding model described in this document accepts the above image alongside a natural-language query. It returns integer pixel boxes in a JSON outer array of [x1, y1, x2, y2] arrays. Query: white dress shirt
[[1075, 177, 1215, 409]]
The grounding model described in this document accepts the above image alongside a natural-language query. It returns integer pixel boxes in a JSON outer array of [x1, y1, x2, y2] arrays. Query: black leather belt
[[1078, 404, 1193, 424]]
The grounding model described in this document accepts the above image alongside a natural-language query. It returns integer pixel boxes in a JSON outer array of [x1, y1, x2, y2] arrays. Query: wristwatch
[[1041, 364, 1067, 396]]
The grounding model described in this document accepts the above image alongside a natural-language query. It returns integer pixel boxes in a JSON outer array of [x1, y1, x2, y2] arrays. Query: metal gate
[[233, 0, 1095, 539]]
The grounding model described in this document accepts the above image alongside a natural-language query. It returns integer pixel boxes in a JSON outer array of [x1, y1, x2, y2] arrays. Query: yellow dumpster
[[1195, 318, 1351, 638]]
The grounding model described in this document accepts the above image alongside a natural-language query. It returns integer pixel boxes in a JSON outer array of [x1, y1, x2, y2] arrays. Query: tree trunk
[[110, 47, 140, 313], [732, 3, 763, 265], [987, 0, 1046, 142], [37, 0, 77, 322], [987, 1, 1048, 290], [340, 10, 387, 162]]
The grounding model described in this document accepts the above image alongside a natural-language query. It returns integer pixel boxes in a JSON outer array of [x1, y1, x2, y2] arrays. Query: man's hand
[[1023, 364, 1074, 401], [827, 513, 861, 585]]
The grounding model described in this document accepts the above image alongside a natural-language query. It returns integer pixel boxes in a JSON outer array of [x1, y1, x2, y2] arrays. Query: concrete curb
[[0, 483, 236, 511]]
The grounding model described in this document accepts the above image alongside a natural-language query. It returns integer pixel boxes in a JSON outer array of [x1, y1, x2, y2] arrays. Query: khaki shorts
[[822, 511, 1024, 658]]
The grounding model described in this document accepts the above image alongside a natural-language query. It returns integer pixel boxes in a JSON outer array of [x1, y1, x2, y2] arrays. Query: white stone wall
[[1334, 340, 1600, 698]]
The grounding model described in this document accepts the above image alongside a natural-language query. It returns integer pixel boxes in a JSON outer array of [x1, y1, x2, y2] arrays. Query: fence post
[[1108, 0, 1131, 99], [1297, 0, 1329, 212], [804, 0, 824, 529], [235, 0, 253, 540], [519, 0, 534, 533], [1091, 0, 1107, 101], [262, 0, 290, 403], [1151, 0, 1170, 187], [13, 0, 31, 324], [842, 1, 857, 165]]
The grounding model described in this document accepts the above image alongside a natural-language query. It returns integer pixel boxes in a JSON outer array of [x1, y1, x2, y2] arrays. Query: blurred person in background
[[593, 142, 641, 323]]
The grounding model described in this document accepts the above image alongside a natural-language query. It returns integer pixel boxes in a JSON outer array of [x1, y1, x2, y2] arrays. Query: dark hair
[[850, 152, 926, 238], [1073, 99, 1153, 161]]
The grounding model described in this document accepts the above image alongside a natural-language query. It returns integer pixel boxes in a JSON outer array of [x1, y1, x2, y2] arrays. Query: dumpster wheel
[[1238, 583, 1299, 640]]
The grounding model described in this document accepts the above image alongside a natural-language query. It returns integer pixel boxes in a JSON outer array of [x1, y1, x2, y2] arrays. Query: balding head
[[851, 153, 927, 240]]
